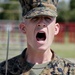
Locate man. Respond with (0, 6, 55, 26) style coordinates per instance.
(0, 0, 75, 75)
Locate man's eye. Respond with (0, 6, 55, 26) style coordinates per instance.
(45, 17, 52, 21)
(31, 17, 39, 22)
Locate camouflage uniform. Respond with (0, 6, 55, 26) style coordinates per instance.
(0, 0, 75, 75)
(0, 48, 75, 75)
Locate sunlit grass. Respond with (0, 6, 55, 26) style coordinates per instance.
(51, 43, 75, 58)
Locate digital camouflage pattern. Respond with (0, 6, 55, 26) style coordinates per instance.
(0, 48, 75, 75)
(19, 0, 59, 18)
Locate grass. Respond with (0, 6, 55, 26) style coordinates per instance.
(51, 43, 75, 58)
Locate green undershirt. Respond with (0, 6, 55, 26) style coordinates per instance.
(28, 62, 49, 75)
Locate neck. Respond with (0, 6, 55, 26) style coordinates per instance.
(26, 47, 52, 64)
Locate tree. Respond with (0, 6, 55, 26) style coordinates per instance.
(70, 0, 75, 10)
(0, 0, 20, 20)
(69, 9, 75, 22)
(69, 0, 75, 22)
(57, 0, 70, 22)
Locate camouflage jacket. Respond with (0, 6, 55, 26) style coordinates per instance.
(0, 49, 75, 75)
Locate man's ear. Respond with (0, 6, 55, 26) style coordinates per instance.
(54, 23, 60, 35)
(19, 22, 26, 34)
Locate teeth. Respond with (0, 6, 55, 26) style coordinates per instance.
(39, 32, 44, 33)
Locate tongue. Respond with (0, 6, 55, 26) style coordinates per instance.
(36, 33, 46, 41)
(37, 37, 45, 41)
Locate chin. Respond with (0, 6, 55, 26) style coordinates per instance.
(36, 46, 48, 52)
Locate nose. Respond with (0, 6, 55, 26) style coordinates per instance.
(37, 21, 46, 27)
(37, 24, 46, 27)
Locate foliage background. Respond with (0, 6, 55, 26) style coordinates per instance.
(0, 0, 75, 22)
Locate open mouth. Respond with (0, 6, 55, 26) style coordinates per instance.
(36, 32, 46, 41)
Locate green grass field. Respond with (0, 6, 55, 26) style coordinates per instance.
(51, 43, 75, 58)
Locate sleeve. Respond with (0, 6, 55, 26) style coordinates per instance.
(0, 55, 24, 75)
(68, 63, 75, 75)
(0, 55, 22, 75)
(0, 61, 8, 75)
(0, 61, 17, 75)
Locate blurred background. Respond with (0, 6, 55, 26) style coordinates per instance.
(0, 0, 75, 63)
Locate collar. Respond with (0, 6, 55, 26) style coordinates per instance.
(8, 48, 64, 74)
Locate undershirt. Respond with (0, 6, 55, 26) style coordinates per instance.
(28, 61, 50, 75)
